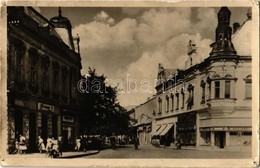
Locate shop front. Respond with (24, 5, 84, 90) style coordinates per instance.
(176, 112, 196, 146)
(152, 117, 177, 146)
(200, 127, 252, 149)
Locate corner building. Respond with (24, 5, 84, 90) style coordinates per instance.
(7, 7, 82, 152)
(153, 7, 252, 149)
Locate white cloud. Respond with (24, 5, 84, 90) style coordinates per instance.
(73, 7, 217, 107)
(94, 11, 115, 26)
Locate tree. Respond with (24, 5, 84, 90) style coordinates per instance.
(79, 68, 130, 136)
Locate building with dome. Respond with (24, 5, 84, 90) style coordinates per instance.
(7, 7, 82, 152)
(132, 7, 252, 149)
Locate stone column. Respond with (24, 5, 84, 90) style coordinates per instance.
(225, 131, 230, 147)
(210, 131, 215, 148)
(196, 112, 200, 147)
(173, 123, 177, 140)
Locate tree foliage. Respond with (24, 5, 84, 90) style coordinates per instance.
(79, 68, 130, 135)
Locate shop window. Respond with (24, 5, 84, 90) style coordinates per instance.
(244, 75, 252, 99)
(166, 95, 169, 112)
(242, 132, 252, 136)
(225, 81, 231, 98)
(230, 132, 238, 135)
(215, 81, 220, 98)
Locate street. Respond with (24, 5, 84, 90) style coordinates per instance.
(84, 145, 251, 159)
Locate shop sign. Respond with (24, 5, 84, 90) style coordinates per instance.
(37, 103, 54, 112)
(62, 115, 74, 122)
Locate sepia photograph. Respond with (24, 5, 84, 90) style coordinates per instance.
(0, 1, 259, 167)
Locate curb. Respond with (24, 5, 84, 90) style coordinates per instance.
(59, 150, 100, 159)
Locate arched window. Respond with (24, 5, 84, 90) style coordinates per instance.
(244, 75, 252, 99)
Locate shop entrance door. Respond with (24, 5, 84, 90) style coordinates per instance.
(41, 113, 48, 142)
(29, 112, 36, 152)
(215, 131, 225, 148)
(15, 110, 23, 139)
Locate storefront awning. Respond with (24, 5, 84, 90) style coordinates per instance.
(159, 123, 173, 136)
(152, 124, 167, 136)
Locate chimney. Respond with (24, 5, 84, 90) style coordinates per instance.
(247, 9, 252, 20)
(233, 22, 240, 34)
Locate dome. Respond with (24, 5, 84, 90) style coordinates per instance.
(50, 7, 72, 29)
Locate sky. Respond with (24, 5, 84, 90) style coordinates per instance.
(39, 7, 250, 107)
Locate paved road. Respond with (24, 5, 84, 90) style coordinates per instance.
(84, 145, 251, 159)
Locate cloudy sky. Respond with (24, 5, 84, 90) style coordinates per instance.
(39, 7, 250, 107)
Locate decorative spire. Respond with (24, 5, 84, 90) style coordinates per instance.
(58, 7, 62, 17)
(210, 7, 236, 57)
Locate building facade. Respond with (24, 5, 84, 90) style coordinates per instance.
(134, 7, 252, 149)
(7, 7, 82, 152)
(131, 96, 157, 146)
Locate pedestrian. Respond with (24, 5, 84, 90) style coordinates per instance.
(75, 136, 81, 151)
(13, 139, 19, 154)
(82, 135, 87, 152)
(58, 135, 63, 157)
(19, 134, 27, 154)
(38, 136, 45, 153)
(134, 136, 139, 150)
(45, 137, 53, 157)
(110, 133, 116, 150)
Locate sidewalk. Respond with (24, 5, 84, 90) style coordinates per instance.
(141, 144, 251, 152)
(6, 150, 99, 159)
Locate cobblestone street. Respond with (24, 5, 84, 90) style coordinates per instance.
(84, 145, 251, 159)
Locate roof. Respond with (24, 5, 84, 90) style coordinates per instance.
(232, 19, 251, 56)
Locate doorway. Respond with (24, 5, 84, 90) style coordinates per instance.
(41, 113, 48, 142)
(215, 131, 225, 148)
(15, 110, 23, 139)
(29, 112, 36, 152)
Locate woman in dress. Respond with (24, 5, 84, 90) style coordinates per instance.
(19, 135, 27, 154)
(38, 136, 45, 153)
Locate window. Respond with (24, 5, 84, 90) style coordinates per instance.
(181, 89, 185, 109)
(42, 68, 49, 91)
(16, 53, 23, 83)
(158, 97, 162, 114)
(201, 81, 206, 103)
(215, 81, 220, 98)
(187, 84, 194, 110)
(62, 67, 68, 97)
(166, 95, 169, 112)
(207, 77, 211, 100)
(52, 63, 59, 95)
(225, 81, 231, 98)
(176, 93, 179, 110)
(170, 93, 174, 111)
(244, 75, 252, 99)
(29, 48, 39, 88)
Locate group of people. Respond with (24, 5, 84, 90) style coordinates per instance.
(13, 135, 63, 157)
(74, 134, 102, 152)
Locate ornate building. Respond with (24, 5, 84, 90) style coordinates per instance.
(7, 7, 82, 152)
(134, 7, 252, 149)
